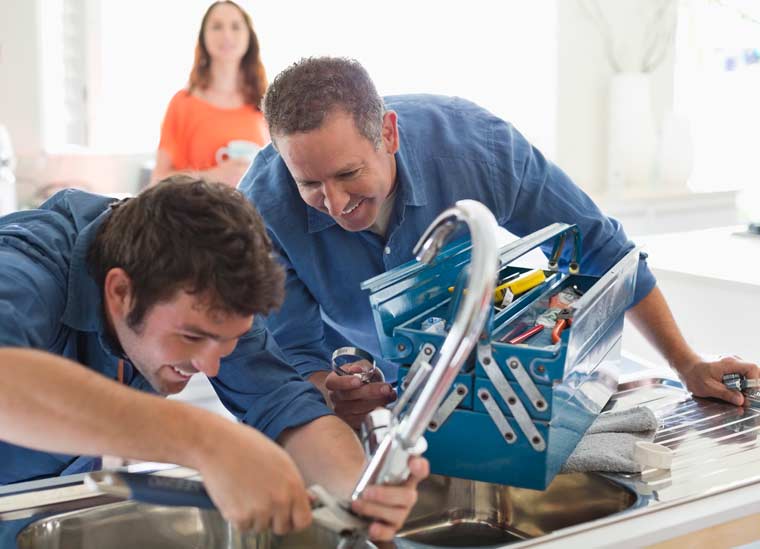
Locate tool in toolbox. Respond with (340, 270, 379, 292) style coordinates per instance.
(361, 207, 641, 489)
(497, 321, 529, 343)
(505, 323, 544, 345)
(551, 308, 573, 344)
(493, 268, 546, 307)
(449, 267, 546, 309)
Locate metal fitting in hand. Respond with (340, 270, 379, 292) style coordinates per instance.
(331, 346, 383, 384)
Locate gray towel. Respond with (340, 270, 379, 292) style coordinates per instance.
(561, 406, 659, 473)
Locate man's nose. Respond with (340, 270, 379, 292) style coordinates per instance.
(322, 181, 350, 217)
(193, 348, 222, 378)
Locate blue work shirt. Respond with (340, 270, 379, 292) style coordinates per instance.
(0, 190, 331, 485)
(239, 94, 656, 382)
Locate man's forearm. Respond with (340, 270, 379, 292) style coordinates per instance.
(278, 414, 365, 498)
(0, 347, 225, 470)
(626, 286, 701, 372)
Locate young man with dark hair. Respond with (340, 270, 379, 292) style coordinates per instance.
(0, 176, 426, 541)
(240, 56, 758, 429)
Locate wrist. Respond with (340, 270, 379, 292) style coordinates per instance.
(170, 403, 229, 471)
(668, 349, 703, 375)
(668, 350, 702, 387)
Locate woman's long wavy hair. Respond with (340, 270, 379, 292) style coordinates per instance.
(188, 1, 267, 109)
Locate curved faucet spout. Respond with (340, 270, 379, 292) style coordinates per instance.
(414, 219, 457, 264)
(352, 199, 499, 500)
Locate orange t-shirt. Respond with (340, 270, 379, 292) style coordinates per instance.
(157, 90, 270, 171)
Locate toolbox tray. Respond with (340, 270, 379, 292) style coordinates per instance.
(361, 223, 639, 489)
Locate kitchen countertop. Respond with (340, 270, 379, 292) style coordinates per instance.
(635, 225, 760, 287)
(3, 356, 760, 548)
(520, 359, 760, 548)
(623, 225, 760, 367)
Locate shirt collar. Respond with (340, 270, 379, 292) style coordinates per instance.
(306, 118, 427, 234)
(306, 204, 335, 234)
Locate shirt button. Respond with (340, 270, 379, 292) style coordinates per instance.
(384, 246, 391, 255)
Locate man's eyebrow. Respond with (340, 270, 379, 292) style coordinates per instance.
(293, 161, 363, 185)
(334, 162, 361, 175)
(179, 325, 250, 341)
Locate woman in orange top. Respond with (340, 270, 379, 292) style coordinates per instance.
(151, 1, 269, 187)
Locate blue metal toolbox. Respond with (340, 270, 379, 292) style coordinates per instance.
(361, 223, 639, 489)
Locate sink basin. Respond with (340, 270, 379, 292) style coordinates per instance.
(400, 472, 636, 547)
(16, 473, 636, 548)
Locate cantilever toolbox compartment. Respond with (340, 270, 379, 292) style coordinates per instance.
(361, 223, 639, 489)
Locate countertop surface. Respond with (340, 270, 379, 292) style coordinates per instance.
(515, 359, 760, 548)
(636, 225, 760, 287)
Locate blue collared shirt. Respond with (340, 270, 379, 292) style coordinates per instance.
(239, 94, 656, 382)
(0, 190, 331, 485)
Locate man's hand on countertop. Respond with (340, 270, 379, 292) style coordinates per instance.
(677, 355, 760, 406)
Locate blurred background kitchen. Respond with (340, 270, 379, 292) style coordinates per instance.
(1, 0, 758, 402)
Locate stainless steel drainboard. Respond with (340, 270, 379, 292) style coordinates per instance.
(16, 472, 636, 549)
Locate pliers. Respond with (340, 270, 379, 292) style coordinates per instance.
(551, 308, 573, 344)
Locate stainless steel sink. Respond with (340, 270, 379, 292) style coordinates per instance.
(15, 472, 636, 549)
(17, 502, 336, 548)
(400, 473, 635, 546)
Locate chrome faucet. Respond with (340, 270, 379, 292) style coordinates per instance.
(352, 199, 499, 501)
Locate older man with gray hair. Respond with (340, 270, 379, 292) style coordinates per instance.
(239, 56, 758, 430)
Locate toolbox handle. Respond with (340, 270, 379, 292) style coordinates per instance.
(496, 223, 581, 274)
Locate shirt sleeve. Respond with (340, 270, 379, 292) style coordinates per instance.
(256, 234, 334, 379)
(0, 220, 70, 349)
(209, 315, 333, 442)
(487, 118, 656, 306)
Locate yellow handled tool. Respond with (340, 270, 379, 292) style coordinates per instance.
(493, 269, 546, 304)
(449, 269, 546, 305)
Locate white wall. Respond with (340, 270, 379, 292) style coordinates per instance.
(0, 0, 43, 157)
(251, 1, 558, 159)
(624, 267, 760, 367)
(556, 1, 676, 195)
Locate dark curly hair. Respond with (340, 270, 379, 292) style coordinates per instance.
(88, 175, 284, 329)
(263, 56, 385, 148)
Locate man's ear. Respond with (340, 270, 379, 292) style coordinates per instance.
(103, 268, 134, 320)
(381, 110, 399, 155)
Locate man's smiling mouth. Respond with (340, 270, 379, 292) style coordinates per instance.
(341, 198, 366, 216)
(170, 366, 194, 379)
